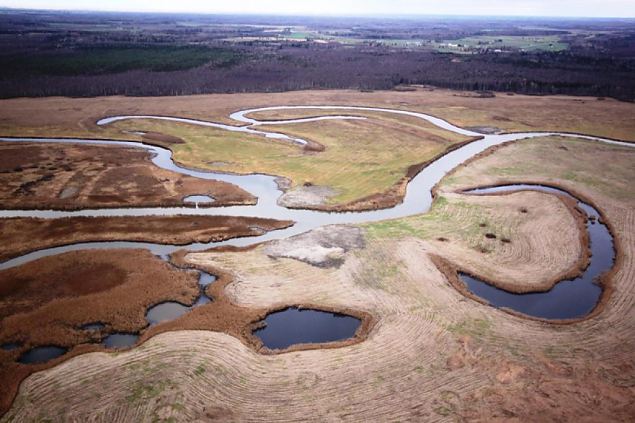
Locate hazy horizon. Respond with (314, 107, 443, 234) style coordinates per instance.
(2, 0, 635, 19)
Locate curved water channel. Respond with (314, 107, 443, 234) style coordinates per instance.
(461, 184, 611, 320)
(1, 106, 634, 358)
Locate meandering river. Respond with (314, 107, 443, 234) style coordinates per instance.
(1, 106, 633, 320)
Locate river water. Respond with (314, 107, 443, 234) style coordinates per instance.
(1, 106, 633, 334)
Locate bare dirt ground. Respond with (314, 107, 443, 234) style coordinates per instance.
(264, 225, 365, 268)
(0, 215, 293, 262)
(0, 142, 254, 210)
(5, 131, 633, 421)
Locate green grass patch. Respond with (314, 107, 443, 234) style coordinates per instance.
(127, 380, 171, 404)
(110, 114, 467, 206)
(194, 364, 206, 376)
(447, 318, 492, 337)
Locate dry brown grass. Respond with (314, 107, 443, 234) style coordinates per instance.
(2, 92, 635, 421)
(1, 88, 633, 141)
(0, 249, 201, 415)
(0, 215, 293, 262)
(5, 130, 633, 422)
(0, 248, 374, 418)
(0, 142, 254, 210)
(366, 190, 586, 293)
(0, 185, 614, 421)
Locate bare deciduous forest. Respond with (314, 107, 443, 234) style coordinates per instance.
(0, 10, 634, 99)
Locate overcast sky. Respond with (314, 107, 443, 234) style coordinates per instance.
(2, 0, 634, 18)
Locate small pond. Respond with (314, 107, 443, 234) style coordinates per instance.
(18, 346, 67, 364)
(102, 333, 139, 349)
(254, 307, 361, 350)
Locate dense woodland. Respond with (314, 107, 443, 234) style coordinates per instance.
(0, 10, 634, 100)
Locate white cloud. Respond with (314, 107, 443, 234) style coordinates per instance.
(1, 0, 634, 17)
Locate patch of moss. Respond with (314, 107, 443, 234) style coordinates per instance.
(448, 318, 492, 337)
(194, 364, 206, 376)
(127, 380, 170, 404)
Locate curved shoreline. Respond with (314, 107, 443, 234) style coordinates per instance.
(0, 105, 633, 415)
(459, 183, 592, 294)
(0, 215, 294, 263)
(457, 184, 609, 320)
(436, 183, 621, 325)
(1, 106, 632, 288)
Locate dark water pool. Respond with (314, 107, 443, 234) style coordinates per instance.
(102, 333, 139, 349)
(145, 271, 215, 325)
(18, 346, 67, 364)
(1, 343, 22, 351)
(461, 184, 612, 320)
(146, 301, 190, 325)
(254, 307, 361, 350)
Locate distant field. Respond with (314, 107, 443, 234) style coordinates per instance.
(2, 46, 241, 77)
(434, 35, 568, 53)
(269, 30, 568, 53)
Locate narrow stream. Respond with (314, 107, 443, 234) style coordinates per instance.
(2, 106, 634, 361)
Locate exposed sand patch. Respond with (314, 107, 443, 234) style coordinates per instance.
(264, 225, 365, 268)
(277, 184, 337, 208)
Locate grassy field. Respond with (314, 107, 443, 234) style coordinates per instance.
(256, 30, 567, 53)
(439, 135, 635, 203)
(3, 93, 635, 420)
(110, 112, 469, 205)
(0, 87, 633, 208)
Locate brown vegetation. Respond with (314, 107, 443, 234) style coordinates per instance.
(0, 141, 255, 210)
(0, 94, 634, 421)
(0, 89, 634, 142)
(6, 135, 629, 421)
(0, 247, 374, 417)
(0, 215, 293, 262)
